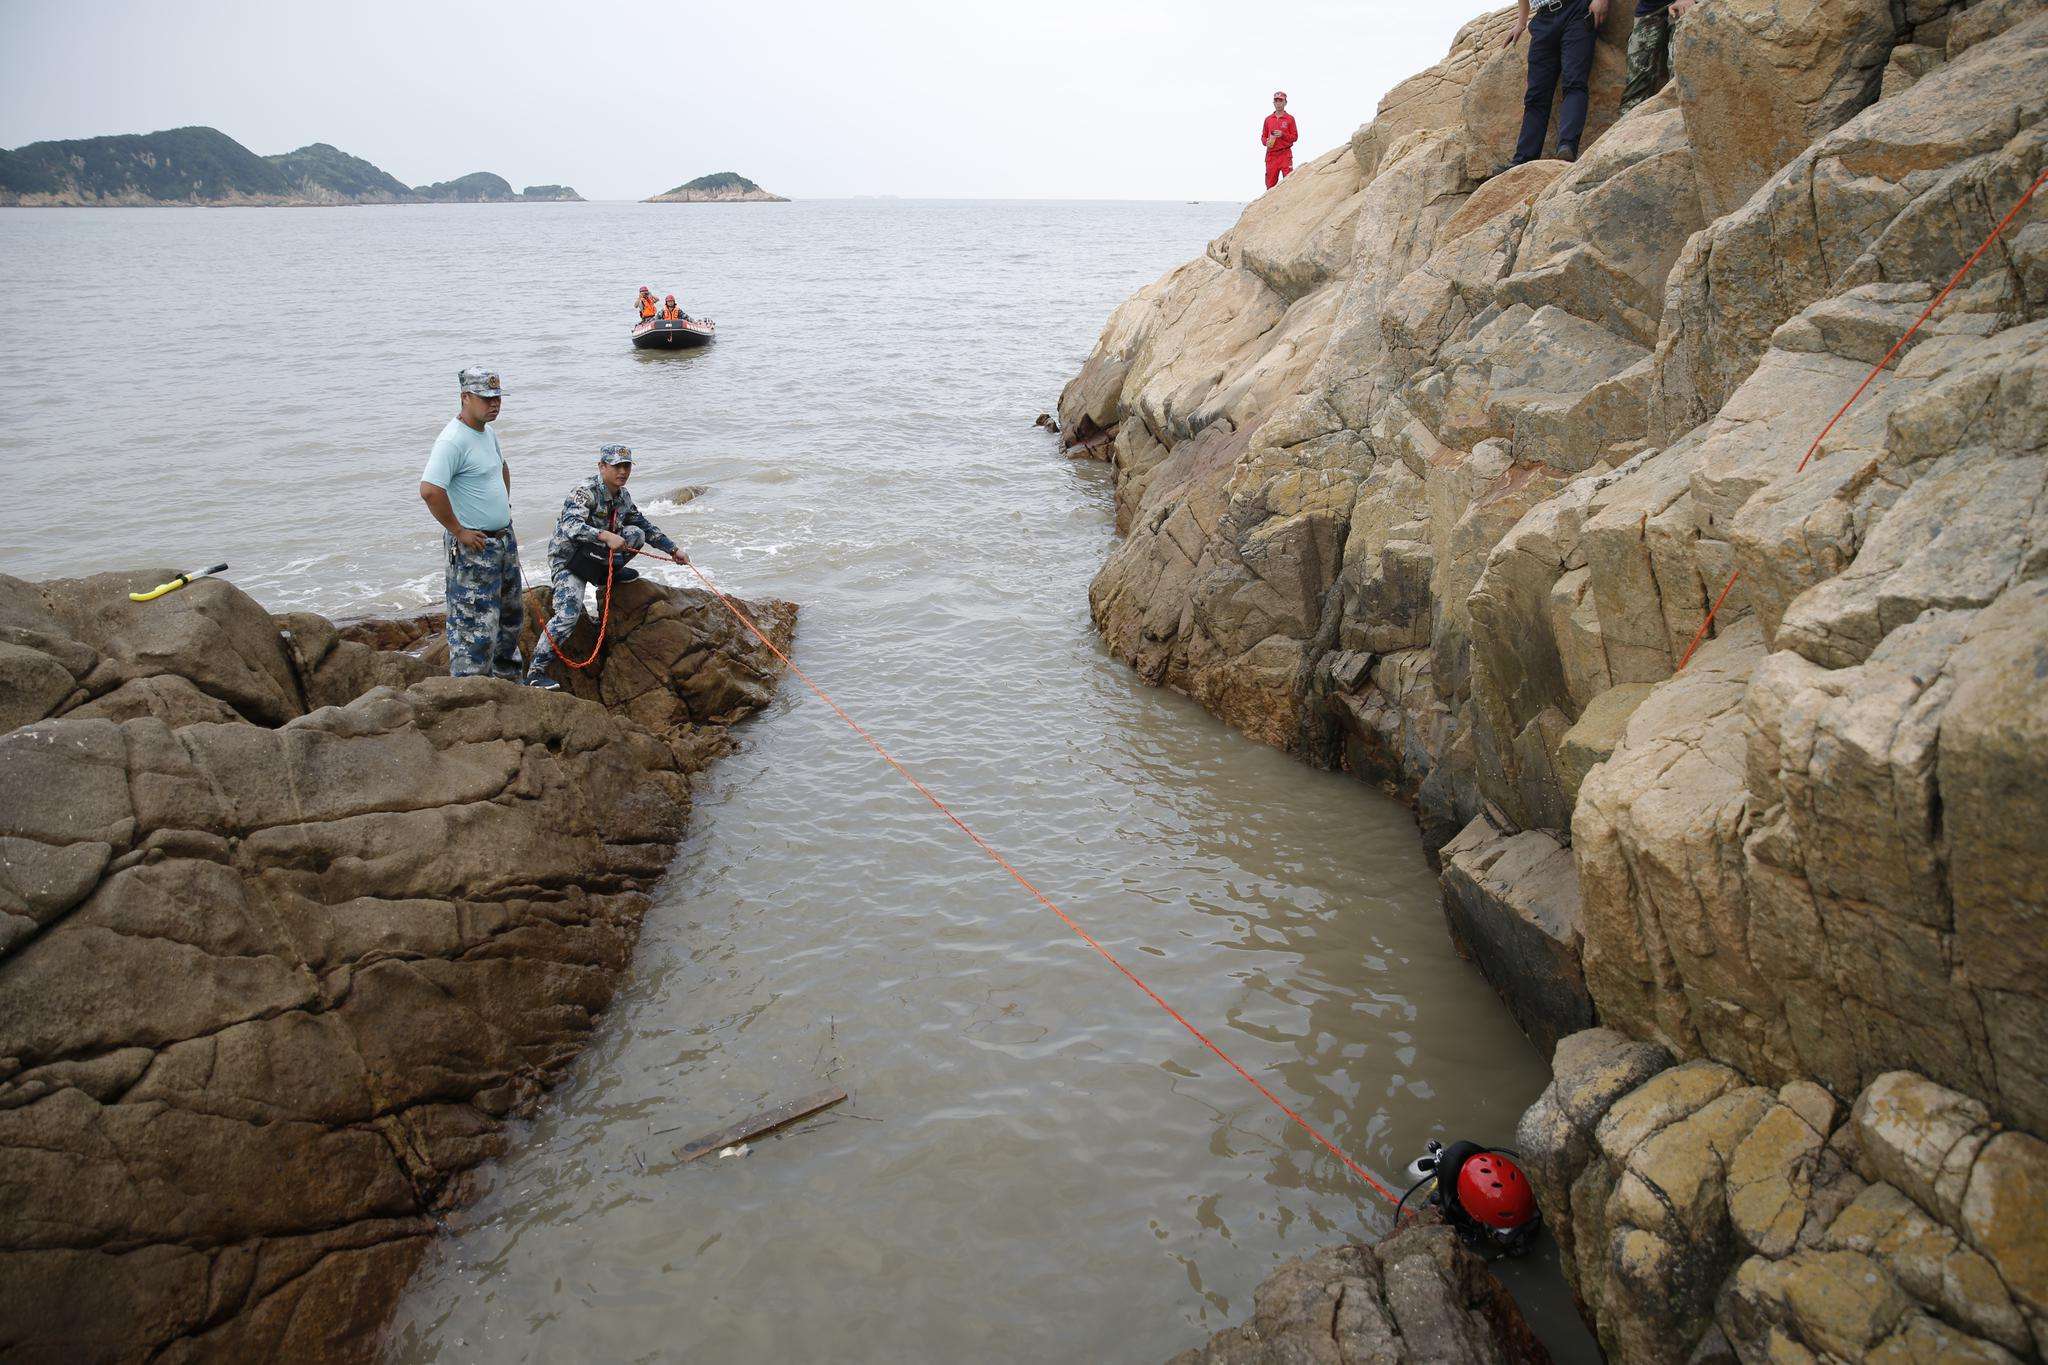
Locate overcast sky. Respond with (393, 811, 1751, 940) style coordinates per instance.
(0, 0, 1479, 201)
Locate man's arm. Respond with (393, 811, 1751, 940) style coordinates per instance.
(1507, 0, 1530, 43)
(420, 483, 487, 551)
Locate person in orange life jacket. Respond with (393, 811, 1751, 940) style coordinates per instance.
(1262, 92, 1298, 190)
(636, 286, 658, 321)
(1505, 0, 1609, 167)
(660, 294, 682, 321)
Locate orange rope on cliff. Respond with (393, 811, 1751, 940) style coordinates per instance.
(631, 546, 1404, 1207)
(1673, 163, 2048, 673)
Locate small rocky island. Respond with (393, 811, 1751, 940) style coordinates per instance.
(644, 171, 789, 203)
(0, 126, 581, 206)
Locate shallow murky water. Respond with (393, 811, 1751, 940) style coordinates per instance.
(0, 201, 1589, 1361)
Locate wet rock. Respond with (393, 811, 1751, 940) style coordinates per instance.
(1439, 819, 1593, 1054)
(0, 570, 793, 1359)
(1166, 1225, 1551, 1364)
(1522, 1056, 2048, 1364)
(1516, 1027, 1673, 1268)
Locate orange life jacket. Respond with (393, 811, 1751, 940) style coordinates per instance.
(661, 302, 681, 320)
(638, 296, 657, 319)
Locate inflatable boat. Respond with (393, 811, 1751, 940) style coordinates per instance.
(631, 317, 716, 350)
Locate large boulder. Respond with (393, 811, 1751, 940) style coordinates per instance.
(1439, 818, 1594, 1054)
(1166, 1225, 1551, 1364)
(0, 572, 793, 1360)
(1522, 1056, 2040, 1363)
(1672, 0, 1900, 220)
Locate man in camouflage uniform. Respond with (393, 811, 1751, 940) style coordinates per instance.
(524, 444, 687, 689)
(1619, 0, 1697, 118)
(419, 366, 525, 680)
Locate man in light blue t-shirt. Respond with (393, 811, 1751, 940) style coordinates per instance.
(419, 366, 525, 679)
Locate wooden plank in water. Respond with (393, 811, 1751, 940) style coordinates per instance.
(674, 1087, 849, 1164)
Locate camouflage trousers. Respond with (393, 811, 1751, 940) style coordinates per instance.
(443, 529, 525, 679)
(527, 563, 594, 678)
(1618, 8, 1674, 119)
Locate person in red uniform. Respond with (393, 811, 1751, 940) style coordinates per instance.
(1262, 91, 1299, 190)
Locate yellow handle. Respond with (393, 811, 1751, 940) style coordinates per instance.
(129, 563, 228, 603)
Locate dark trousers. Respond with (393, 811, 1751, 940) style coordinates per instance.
(1513, 0, 1596, 164)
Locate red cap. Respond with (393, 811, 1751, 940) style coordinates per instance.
(1273, 91, 1287, 100)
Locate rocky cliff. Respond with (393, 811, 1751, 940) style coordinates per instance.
(1061, 1, 2048, 1359)
(0, 570, 792, 1359)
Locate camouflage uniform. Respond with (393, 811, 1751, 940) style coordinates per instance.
(1619, 5, 1676, 119)
(527, 469, 681, 679)
(443, 529, 526, 679)
(429, 364, 525, 680)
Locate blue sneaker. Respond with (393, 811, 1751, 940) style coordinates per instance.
(524, 673, 562, 691)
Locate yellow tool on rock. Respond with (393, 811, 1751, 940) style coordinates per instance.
(129, 563, 229, 603)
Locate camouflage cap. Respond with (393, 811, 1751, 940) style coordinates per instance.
(598, 444, 634, 466)
(458, 366, 505, 398)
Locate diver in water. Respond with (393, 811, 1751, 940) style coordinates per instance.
(1401, 1139, 1542, 1254)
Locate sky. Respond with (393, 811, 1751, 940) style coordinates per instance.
(0, 0, 1478, 201)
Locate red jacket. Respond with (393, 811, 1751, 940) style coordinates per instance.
(1262, 112, 1298, 153)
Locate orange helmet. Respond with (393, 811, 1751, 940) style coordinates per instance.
(664, 294, 676, 303)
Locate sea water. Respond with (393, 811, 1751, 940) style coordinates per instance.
(0, 200, 1591, 1362)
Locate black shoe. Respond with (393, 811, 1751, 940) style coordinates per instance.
(1555, 143, 1579, 162)
(524, 673, 562, 691)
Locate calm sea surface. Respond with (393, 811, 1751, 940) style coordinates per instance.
(0, 201, 1587, 1362)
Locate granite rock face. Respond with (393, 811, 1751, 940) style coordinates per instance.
(1067, 3, 2048, 1359)
(1167, 1225, 1552, 1365)
(0, 570, 793, 1360)
(1519, 1040, 2048, 1363)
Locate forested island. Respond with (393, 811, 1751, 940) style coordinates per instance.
(644, 171, 789, 203)
(0, 126, 583, 206)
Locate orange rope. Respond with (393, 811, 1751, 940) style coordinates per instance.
(1674, 163, 2048, 673)
(632, 546, 1403, 1207)
(541, 545, 617, 671)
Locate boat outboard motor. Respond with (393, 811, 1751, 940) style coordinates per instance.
(1401, 1138, 1541, 1255)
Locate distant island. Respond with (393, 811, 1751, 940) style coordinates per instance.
(645, 171, 789, 204)
(0, 126, 582, 206)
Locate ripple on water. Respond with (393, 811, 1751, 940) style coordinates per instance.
(0, 201, 1590, 1364)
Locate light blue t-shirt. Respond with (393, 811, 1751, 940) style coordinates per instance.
(421, 417, 512, 531)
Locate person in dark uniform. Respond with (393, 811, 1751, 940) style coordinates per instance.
(1505, 0, 1609, 167)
